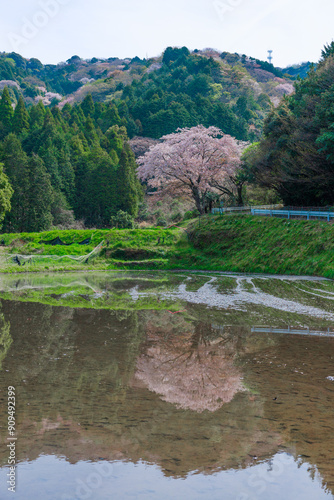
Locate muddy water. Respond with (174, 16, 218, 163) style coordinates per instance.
(0, 272, 334, 499)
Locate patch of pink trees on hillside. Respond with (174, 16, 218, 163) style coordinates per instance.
(137, 125, 245, 213)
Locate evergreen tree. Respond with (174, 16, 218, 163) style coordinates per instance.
(81, 94, 95, 117)
(84, 116, 99, 145)
(0, 87, 14, 138)
(94, 102, 106, 121)
(12, 96, 29, 135)
(69, 107, 82, 127)
(57, 147, 75, 204)
(252, 44, 334, 205)
(74, 147, 118, 226)
(51, 106, 63, 124)
(321, 41, 334, 61)
(73, 154, 90, 221)
(27, 154, 53, 231)
(99, 103, 122, 132)
(75, 106, 86, 123)
(115, 144, 141, 217)
(2, 134, 30, 232)
(61, 103, 72, 122)
(29, 100, 45, 130)
(105, 125, 127, 157)
(0, 162, 13, 228)
(38, 143, 62, 191)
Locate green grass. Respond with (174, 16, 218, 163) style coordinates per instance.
(0, 288, 182, 312)
(1, 215, 334, 278)
(0, 227, 182, 273)
(1, 227, 180, 252)
(172, 215, 334, 278)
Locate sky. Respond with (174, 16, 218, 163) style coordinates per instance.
(0, 0, 333, 67)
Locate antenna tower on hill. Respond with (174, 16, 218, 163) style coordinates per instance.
(268, 50, 273, 65)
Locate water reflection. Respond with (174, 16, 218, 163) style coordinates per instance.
(135, 322, 245, 412)
(0, 273, 333, 499)
(0, 313, 11, 371)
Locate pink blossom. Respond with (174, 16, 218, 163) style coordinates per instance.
(137, 125, 243, 213)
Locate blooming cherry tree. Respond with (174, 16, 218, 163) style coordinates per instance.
(137, 125, 243, 213)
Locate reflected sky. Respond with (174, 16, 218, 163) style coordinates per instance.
(0, 453, 332, 500)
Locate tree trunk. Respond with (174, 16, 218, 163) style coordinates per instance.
(192, 186, 205, 214)
(236, 184, 244, 207)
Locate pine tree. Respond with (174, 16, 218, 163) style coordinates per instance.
(27, 154, 53, 231)
(38, 142, 62, 191)
(321, 41, 334, 61)
(2, 134, 30, 232)
(43, 108, 56, 136)
(76, 106, 86, 124)
(115, 144, 141, 217)
(61, 103, 72, 122)
(0, 87, 14, 138)
(74, 147, 118, 226)
(84, 116, 99, 146)
(73, 154, 90, 221)
(105, 125, 127, 157)
(69, 107, 82, 127)
(99, 103, 121, 132)
(51, 106, 63, 124)
(81, 94, 95, 117)
(12, 96, 29, 135)
(0, 163, 13, 228)
(57, 148, 75, 204)
(29, 100, 45, 130)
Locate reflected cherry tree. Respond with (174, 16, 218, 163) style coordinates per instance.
(135, 322, 245, 412)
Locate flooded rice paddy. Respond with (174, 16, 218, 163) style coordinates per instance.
(0, 271, 333, 499)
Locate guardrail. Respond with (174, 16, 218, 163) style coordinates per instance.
(251, 327, 334, 338)
(251, 209, 334, 221)
(212, 324, 334, 338)
(212, 204, 283, 214)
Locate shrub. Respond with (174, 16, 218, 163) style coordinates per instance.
(183, 210, 199, 221)
(156, 216, 167, 227)
(110, 210, 135, 229)
(171, 212, 183, 222)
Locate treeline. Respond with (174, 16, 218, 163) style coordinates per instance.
(0, 90, 142, 231)
(120, 47, 272, 140)
(247, 42, 334, 206)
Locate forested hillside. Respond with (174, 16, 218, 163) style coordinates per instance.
(0, 89, 142, 231)
(282, 61, 315, 80)
(248, 42, 334, 206)
(0, 46, 299, 232)
(0, 47, 294, 141)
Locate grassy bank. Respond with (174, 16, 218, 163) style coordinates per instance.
(177, 215, 334, 278)
(0, 227, 182, 273)
(1, 215, 334, 278)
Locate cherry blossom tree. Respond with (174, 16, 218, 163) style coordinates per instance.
(137, 125, 244, 213)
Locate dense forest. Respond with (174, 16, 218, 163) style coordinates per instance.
(117, 47, 272, 141)
(248, 42, 334, 206)
(0, 91, 142, 231)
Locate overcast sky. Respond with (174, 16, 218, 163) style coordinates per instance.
(0, 0, 333, 67)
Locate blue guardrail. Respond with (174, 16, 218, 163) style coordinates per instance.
(251, 209, 334, 221)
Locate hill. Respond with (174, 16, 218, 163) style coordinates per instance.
(281, 61, 315, 79)
(0, 48, 295, 141)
